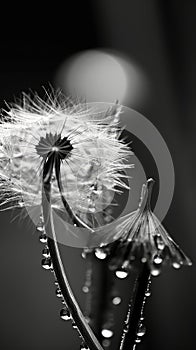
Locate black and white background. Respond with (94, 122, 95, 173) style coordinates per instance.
(0, 1, 195, 349)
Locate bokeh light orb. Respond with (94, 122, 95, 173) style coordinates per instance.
(55, 49, 147, 105)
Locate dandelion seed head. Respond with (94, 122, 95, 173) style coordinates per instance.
(93, 179, 192, 272)
(0, 90, 133, 225)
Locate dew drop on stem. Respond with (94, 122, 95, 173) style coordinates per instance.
(39, 234, 47, 244)
(56, 288, 63, 298)
(150, 267, 160, 276)
(82, 286, 89, 293)
(36, 222, 45, 232)
(72, 322, 78, 329)
(80, 342, 89, 350)
(101, 329, 114, 338)
(154, 234, 165, 251)
(41, 258, 52, 270)
(60, 307, 71, 321)
(112, 296, 121, 305)
(137, 324, 146, 337)
(172, 262, 181, 269)
(153, 254, 163, 264)
(145, 289, 151, 297)
(135, 337, 141, 343)
(115, 269, 128, 279)
(95, 248, 107, 260)
(42, 247, 50, 258)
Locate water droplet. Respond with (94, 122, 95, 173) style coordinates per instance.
(172, 262, 181, 269)
(102, 339, 111, 347)
(36, 222, 45, 232)
(80, 343, 89, 350)
(155, 235, 165, 250)
(72, 322, 77, 329)
(42, 258, 52, 270)
(137, 324, 146, 337)
(81, 251, 86, 259)
(54, 281, 59, 286)
(141, 257, 147, 263)
(42, 247, 50, 258)
(145, 290, 151, 297)
(39, 234, 47, 244)
(112, 296, 121, 305)
(95, 249, 107, 260)
(82, 286, 89, 293)
(153, 255, 163, 264)
(60, 307, 71, 321)
(56, 288, 63, 298)
(135, 337, 141, 343)
(115, 269, 128, 279)
(101, 329, 113, 338)
(151, 267, 160, 277)
(81, 248, 92, 259)
(123, 324, 129, 333)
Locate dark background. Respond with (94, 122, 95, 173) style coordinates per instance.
(0, 1, 195, 349)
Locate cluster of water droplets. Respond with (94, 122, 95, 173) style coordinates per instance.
(119, 301, 131, 349)
(37, 216, 52, 270)
(37, 216, 90, 350)
(81, 245, 124, 349)
(119, 277, 151, 349)
(95, 228, 191, 284)
(94, 244, 130, 280)
(133, 278, 151, 346)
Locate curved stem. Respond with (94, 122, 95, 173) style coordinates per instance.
(55, 157, 93, 231)
(119, 263, 150, 350)
(42, 158, 104, 350)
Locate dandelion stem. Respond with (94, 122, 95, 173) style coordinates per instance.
(55, 157, 93, 230)
(42, 157, 104, 350)
(119, 263, 150, 350)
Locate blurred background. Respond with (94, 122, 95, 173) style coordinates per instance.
(0, 1, 195, 349)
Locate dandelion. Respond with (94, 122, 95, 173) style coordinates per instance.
(0, 90, 133, 350)
(0, 91, 132, 224)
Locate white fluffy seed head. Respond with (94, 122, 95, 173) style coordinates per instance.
(0, 91, 133, 223)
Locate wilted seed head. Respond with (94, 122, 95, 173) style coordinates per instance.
(0, 91, 133, 223)
(94, 179, 192, 275)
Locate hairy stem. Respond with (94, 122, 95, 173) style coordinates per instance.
(120, 263, 150, 350)
(42, 157, 104, 350)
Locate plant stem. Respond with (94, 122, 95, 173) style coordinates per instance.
(42, 158, 104, 350)
(119, 263, 150, 350)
